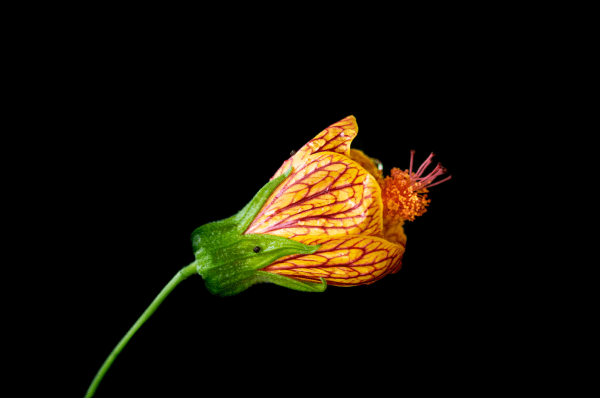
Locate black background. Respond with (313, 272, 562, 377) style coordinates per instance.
(41, 46, 506, 397)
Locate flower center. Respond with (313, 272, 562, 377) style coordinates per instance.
(350, 148, 451, 246)
(380, 150, 451, 223)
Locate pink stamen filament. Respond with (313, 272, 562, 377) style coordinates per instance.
(423, 175, 452, 189)
(414, 152, 435, 179)
(409, 151, 451, 191)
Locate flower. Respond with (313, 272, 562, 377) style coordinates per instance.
(191, 115, 450, 295)
(84, 119, 452, 397)
(244, 116, 450, 287)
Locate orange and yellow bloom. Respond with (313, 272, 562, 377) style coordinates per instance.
(244, 116, 450, 287)
(85, 115, 451, 397)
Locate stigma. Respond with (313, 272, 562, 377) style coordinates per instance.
(380, 150, 451, 223)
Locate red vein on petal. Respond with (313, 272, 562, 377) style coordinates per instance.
(263, 235, 403, 286)
(248, 152, 378, 235)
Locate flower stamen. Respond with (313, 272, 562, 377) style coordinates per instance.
(408, 150, 452, 191)
(380, 150, 451, 226)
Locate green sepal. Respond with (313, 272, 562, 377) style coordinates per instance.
(191, 167, 326, 296)
(230, 166, 294, 233)
(256, 272, 327, 293)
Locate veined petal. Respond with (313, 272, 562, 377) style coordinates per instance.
(272, 116, 358, 179)
(262, 235, 404, 286)
(246, 152, 383, 238)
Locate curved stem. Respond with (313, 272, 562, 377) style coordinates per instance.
(84, 262, 198, 398)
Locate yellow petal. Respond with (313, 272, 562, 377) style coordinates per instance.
(271, 116, 358, 180)
(262, 235, 404, 286)
(349, 148, 383, 180)
(246, 151, 383, 238)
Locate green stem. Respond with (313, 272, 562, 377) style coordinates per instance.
(84, 262, 198, 398)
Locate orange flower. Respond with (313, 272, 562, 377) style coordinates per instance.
(84, 120, 452, 398)
(244, 116, 450, 286)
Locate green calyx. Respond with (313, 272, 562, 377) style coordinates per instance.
(191, 167, 327, 296)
